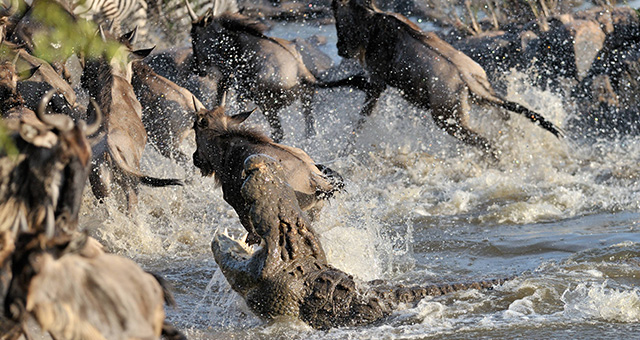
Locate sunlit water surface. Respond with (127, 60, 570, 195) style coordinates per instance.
(78, 20, 640, 340)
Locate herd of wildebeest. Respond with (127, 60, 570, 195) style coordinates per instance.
(0, 0, 638, 337)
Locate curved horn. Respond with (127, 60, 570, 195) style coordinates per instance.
(36, 89, 74, 132)
(99, 25, 107, 42)
(184, 0, 198, 21)
(0, 0, 18, 18)
(84, 98, 102, 136)
(219, 91, 227, 108)
(11, 51, 19, 65)
(192, 95, 200, 111)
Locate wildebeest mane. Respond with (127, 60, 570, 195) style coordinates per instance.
(211, 120, 272, 145)
(200, 10, 268, 36)
(82, 59, 114, 125)
(219, 13, 268, 36)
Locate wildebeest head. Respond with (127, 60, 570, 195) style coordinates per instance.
(192, 94, 257, 177)
(0, 89, 100, 236)
(331, 0, 378, 59)
(185, 0, 266, 76)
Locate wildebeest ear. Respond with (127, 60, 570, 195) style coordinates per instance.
(121, 26, 138, 45)
(230, 108, 256, 124)
(131, 46, 155, 60)
(17, 64, 40, 80)
(19, 123, 58, 148)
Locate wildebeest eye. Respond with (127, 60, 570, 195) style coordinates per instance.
(197, 118, 208, 128)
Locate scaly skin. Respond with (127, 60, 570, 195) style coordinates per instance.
(212, 154, 507, 330)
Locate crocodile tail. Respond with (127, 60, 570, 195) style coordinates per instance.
(374, 277, 510, 303)
(420, 277, 510, 297)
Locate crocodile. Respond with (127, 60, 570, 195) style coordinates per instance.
(212, 154, 507, 329)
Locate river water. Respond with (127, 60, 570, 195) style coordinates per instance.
(78, 19, 640, 340)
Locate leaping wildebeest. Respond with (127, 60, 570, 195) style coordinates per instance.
(192, 98, 344, 245)
(331, 0, 563, 159)
(185, 0, 319, 142)
(81, 29, 183, 212)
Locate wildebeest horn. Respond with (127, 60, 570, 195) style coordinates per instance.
(212, 0, 239, 16)
(184, 0, 198, 21)
(11, 51, 19, 65)
(219, 91, 227, 107)
(0, 0, 18, 18)
(98, 25, 107, 42)
(36, 89, 74, 132)
(85, 98, 102, 136)
(191, 95, 202, 111)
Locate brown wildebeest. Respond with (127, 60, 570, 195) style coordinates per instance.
(185, 0, 318, 142)
(81, 29, 183, 212)
(192, 98, 344, 245)
(4, 232, 186, 340)
(331, 0, 563, 159)
(131, 61, 204, 165)
(0, 88, 100, 338)
(13, 47, 81, 118)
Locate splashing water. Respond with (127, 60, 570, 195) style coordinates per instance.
(76, 21, 640, 339)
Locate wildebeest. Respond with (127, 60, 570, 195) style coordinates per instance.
(185, 0, 318, 142)
(0, 88, 100, 338)
(331, 0, 563, 158)
(192, 99, 344, 245)
(13, 46, 81, 118)
(4, 231, 186, 340)
(131, 61, 204, 165)
(81, 29, 183, 212)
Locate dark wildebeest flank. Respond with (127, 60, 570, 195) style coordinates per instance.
(331, 0, 564, 159)
(192, 99, 344, 245)
(185, 0, 319, 142)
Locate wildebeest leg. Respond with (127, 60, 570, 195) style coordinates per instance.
(340, 84, 385, 157)
(216, 76, 231, 106)
(124, 181, 139, 213)
(431, 95, 498, 161)
(301, 86, 316, 137)
(89, 161, 111, 202)
(355, 84, 385, 131)
(260, 102, 285, 142)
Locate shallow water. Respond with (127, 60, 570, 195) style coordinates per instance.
(78, 20, 640, 339)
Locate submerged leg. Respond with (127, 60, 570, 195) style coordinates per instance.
(432, 95, 498, 161)
(301, 87, 316, 138)
(264, 110, 284, 142)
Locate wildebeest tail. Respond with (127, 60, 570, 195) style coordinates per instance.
(148, 274, 188, 339)
(314, 163, 345, 199)
(314, 74, 372, 93)
(140, 177, 184, 187)
(499, 100, 564, 138)
(107, 147, 184, 187)
(162, 321, 188, 340)
(149, 272, 177, 307)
